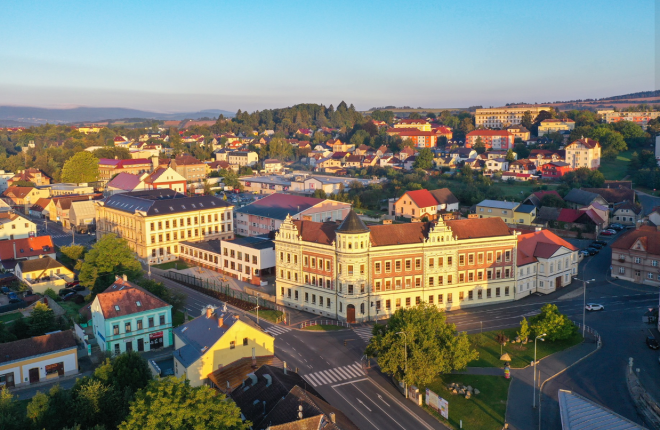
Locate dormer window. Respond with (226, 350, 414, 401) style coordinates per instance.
(136, 301, 142, 307)
(114, 305, 120, 311)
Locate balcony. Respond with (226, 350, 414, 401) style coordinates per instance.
(23, 274, 69, 294)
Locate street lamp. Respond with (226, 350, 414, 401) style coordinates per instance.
(533, 333, 546, 409)
(577, 278, 595, 337)
(396, 331, 408, 398)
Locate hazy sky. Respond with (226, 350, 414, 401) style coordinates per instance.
(0, 0, 654, 113)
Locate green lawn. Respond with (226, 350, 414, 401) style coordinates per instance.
(599, 150, 633, 180)
(423, 374, 510, 430)
(0, 312, 23, 323)
(468, 328, 583, 368)
(250, 309, 283, 323)
(58, 300, 85, 321)
(302, 324, 346, 331)
(152, 260, 190, 270)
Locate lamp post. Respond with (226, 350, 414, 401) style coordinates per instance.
(396, 331, 408, 398)
(533, 333, 546, 408)
(577, 278, 595, 337)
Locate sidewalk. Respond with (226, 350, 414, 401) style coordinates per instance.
(505, 340, 599, 430)
(11, 370, 93, 400)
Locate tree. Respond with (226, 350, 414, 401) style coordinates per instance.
(30, 302, 57, 336)
(514, 142, 530, 159)
(517, 317, 530, 343)
(108, 351, 152, 394)
(79, 234, 142, 294)
(61, 151, 99, 183)
(529, 304, 576, 341)
(137, 279, 185, 313)
(266, 137, 294, 161)
(59, 244, 86, 270)
(27, 391, 50, 428)
(521, 111, 533, 130)
(505, 149, 516, 162)
(408, 112, 422, 119)
(371, 110, 394, 124)
(119, 377, 249, 430)
(365, 303, 478, 387)
(93, 147, 131, 160)
(0, 389, 30, 430)
(413, 148, 434, 170)
(473, 137, 486, 154)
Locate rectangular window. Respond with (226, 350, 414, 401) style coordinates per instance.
(468, 272, 474, 282)
(148, 317, 154, 328)
(459, 273, 464, 282)
(415, 296, 421, 305)
(438, 257, 443, 267)
(160, 315, 165, 325)
(447, 293, 453, 302)
(429, 295, 434, 304)
(428, 277, 434, 286)
(385, 261, 391, 273)
(468, 291, 473, 300)
(505, 250, 511, 262)
(405, 259, 411, 270)
(496, 251, 502, 263)
(505, 287, 510, 296)
(137, 320, 143, 330)
(386, 299, 391, 309)
(447, 274, 453, 284)
(396, 298, 401, 309)
(348, 265, 354, 275)
(487, 252, 493, 263)
(395, 260, 401, 272)
(447, 256, 453, 266)
(487, 289, 491, 298)
(438, 294, 443, 303)
(230, 341, 235, 349)
(429, 258, 434, 268)
(375, 281, 381, 292)
(459, 254, 465, 265)
(113, 325, 119, 335)
(360, 264, 365, 275)
(477, 271, 483, 281)
(125, 322, 131, 333)
(478, 253, 484, 264)
(478, 289, 482, 299)
(496, 287, 501, 297)
(468, 254, 474, 265)
(415, 258, 421, 270)
(459, 291, 464, 301)
(243, 337, 249, 346)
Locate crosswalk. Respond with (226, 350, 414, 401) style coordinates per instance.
(353, 326, 374, 344)
(263, 324, 291, 337)
(50, 234, 74, 239)
(303, 362, 365, 387)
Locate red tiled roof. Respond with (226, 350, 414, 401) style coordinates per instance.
(567, 138, 600, 149)
(533, 190, 562, 200)
(612, 226, 660, 256)
(557, 208, 581, 222)
(174, 154, 204, 165)
(404, 189, 438, 208)
(517, 229, 578, 266)
(369, 223, 430, 246)
(3, 186, 35, 199)
(96, 278, 170, 319)
(0, 236, 54, 260)
(292, 221, 338, 245)
(446, 217, 512, 239)
(398, 119, 429, 124)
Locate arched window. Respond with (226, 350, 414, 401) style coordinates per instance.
(348, 243, 352, 249)
(360, 241, 364, 249)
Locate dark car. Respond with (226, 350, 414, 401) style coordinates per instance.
(8, 298, 22, 304)
(8, 292, 18, 301)
(66, 281, 80, 288)
(609, 223, 624, 230)
(59, 288, 75, 297)
(71, 285, 86, 292)
(62, 292, 78, 301)
(593, 240, 607, 246)
(587, 247, 599, 255)
(589, 243, 603, 249)
(1, 286, 10, 295)
(647, 336, 659, 350)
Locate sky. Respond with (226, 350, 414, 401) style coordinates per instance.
(0, 0, 655, 113)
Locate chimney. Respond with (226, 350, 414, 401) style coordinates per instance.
(217, 317, 224, 327)
(122, 274, 127, 281)
(329, 412, 336, 423)
(206, 306, 213, 319)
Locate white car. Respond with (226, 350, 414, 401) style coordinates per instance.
(585, 303, 604, 311)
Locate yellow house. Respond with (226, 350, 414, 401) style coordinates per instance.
(16, 256, 75, 294)
(0, 330, 78, 388)
(476, 200, 538, 226)
(77, 126, 104, 134)
(173, 304, 275, 387)
(565, 137, 601, 170)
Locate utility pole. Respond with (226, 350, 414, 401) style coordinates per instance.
(578, 278, 595, 337)
(533, 333, 546, 408)
(397, 331, 408, 398)
(72, 227, 75, 245)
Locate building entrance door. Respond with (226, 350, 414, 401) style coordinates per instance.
(555, 276, 562, 290)
(29, 368, 39, 384)
(347, 304, 356, 324)
(137, 338, 144, 352)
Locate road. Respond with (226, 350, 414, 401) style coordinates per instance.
(157, 226, 660, 429)
(32, 217, 96, 248)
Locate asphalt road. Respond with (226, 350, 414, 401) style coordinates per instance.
(32, 217, 96, 248)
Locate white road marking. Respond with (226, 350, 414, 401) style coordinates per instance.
(378, 394, 390, 407)
(357, 398, 372, 412)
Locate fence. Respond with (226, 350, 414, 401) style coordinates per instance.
(573, 320, 601, 345)
(299, 319, 349, 329)
(162, 271, 284, 314)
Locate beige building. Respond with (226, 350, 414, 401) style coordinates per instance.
(598, 110, 660, 125)
(475, 200, 538, 226)
(611, 226, 660, 286)
(506, 125, 531, 141)
(565, 138, 601, 169)
(275, 211, 519, 322)
(95, 189, 234, 264)
(538, 119, 576, 135)
(0, 212, 37, 240)
(227, 151, 259, 168)
(393, 119, 432, 132)
(170, 154, 207, 182)
(475, 106, 550, 129)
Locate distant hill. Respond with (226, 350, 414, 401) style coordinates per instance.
(506, 90, 660, 111)
(0, 106, 235, 125)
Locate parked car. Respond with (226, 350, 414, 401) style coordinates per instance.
(62, 292, 78, 301)
(593, 240, 607, 246)
(8, 292, 18, 301)
(585, 303, 604, 311)
(600, 230, 615, 236)
(609, 224, 624, 230)
(8, 298, 22, 304)
(587, 247, 599, 255)
(647, 336, 660, 350)
(71, 285, 85, 292)
(1, 286, 10, 295)
(589, 243, 603, 249)
(65, 281, 80, 288)
(579, 250, 590, 257)
(59, 288, 75, 297)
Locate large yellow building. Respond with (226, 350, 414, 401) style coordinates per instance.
(475, 106, 550, 128)
(538, 119, 575, 135)
(275, 211, 519, 323)
(95, 189, 234, 264)
(393, 119, 432, 132)
(565, 138, 601, 169)
(173, 304, 274, 387)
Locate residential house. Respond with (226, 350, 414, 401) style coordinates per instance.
(173, 304, 275, 387)
(563, 189, 608, 210)
(45, 183, 94, 197)
(465, 130, 515, 150)
(611, 226, 660, 286)
(483, 158, 509, 176)
(235, 193, 350, 237)
(95, 189, 234, 263)
(344, 155, 363, 168)
(475, 200, 537, 225)
(538, 119, 576, 136)
(16, 256, 74, 294)
(529, 150, 565, 166)
(69, 200, 96, 233)
(143, 167, 187, 194)
(52, 194, 103, 228)
(2, 186, 50, 211)
(361, 155, 379, 168)
(556, 208, 605, 233)
(0, 212, 37, 240)
(91, 276, 173, 355)
(0, 331, 78, 388)
(523, 191, 563, 209)
(354, 144, 375, 156)
(565, 138, 601, 170)
(98, 158, 155, 183)
(227, 151, 259, 169)
(263, 159, 284, 173)
(8, 168, 52, 187)
(509, 160, 537, 175)
(434, 156, 458, 170)
(450, 148, 477, 162)
(386, 128, 438, 148)
(398, 147, 417, 160)
(327, 139, 354, 153)
(501, 172, 533, 182)
(170, 154, 207, 182)
(179, 236, 275, 284)
(229, 365, 359, 430)
(0, 236, 55, 271)
(516, 229, 579, 297)
(433, 126, 453, 140)
(390, 189, 444, 221)
(430, 188, 460, 212)
(0, 170, 15, 193)
(582, 187, 635, 209)
(29, 198, 53, 218)
(506, 125, 531, 141)
(541, 161, 572, 179)
(612, 202, 642, 226)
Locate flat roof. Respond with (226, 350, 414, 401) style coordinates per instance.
(477, 199, 519, 210)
